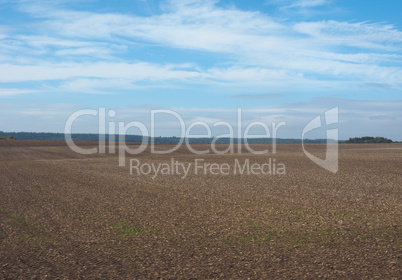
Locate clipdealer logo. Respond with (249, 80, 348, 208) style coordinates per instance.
(64, 107, 338, 176)
(302, 107, 338, 173)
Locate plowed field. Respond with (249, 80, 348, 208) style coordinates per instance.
(0, 140, 401, 278)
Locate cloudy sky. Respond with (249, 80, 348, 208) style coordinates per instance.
(0, 0, 401, 140)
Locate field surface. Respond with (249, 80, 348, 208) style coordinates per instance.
(0, 140, 401, 279)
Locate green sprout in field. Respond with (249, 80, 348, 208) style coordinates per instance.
(116, 221, 143, 236)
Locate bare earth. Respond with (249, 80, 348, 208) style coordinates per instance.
(0, 140, 401, 279)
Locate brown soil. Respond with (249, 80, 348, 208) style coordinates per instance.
(0, 140, 401, 279)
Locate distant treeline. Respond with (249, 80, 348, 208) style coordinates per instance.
(343, 136, 394, 143)
(0, 131, 333, 144)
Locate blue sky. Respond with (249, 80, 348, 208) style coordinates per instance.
(0, 0, 401, 140)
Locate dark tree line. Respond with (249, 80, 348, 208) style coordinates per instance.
(343, 136, 393, 143)
(0, 131, 333, 144)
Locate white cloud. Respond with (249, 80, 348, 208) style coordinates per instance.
(207, 66, 296, 83)
(233, 94, 286, 99)
(0, 62, 202, 83)
(60, 78, 140, 94)
(294, 20, 402, 49)
(0, 88, 39, 96)
(54, 47, 115, 58)
(16, 35, 92, 48)
(287, 0, 330, 8)
(1, 0, 402, 95)
(34, 6, 284, 59)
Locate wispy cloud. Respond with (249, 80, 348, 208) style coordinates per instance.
(294, 21, 402, 49)
(1, 0, 402, 97)
(0, 88, 39, 96)
(0, 62, 202, 83)
(287, 0, 331, 8)
(232, 94, 286, 99)
(268, 0, 331, 10)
